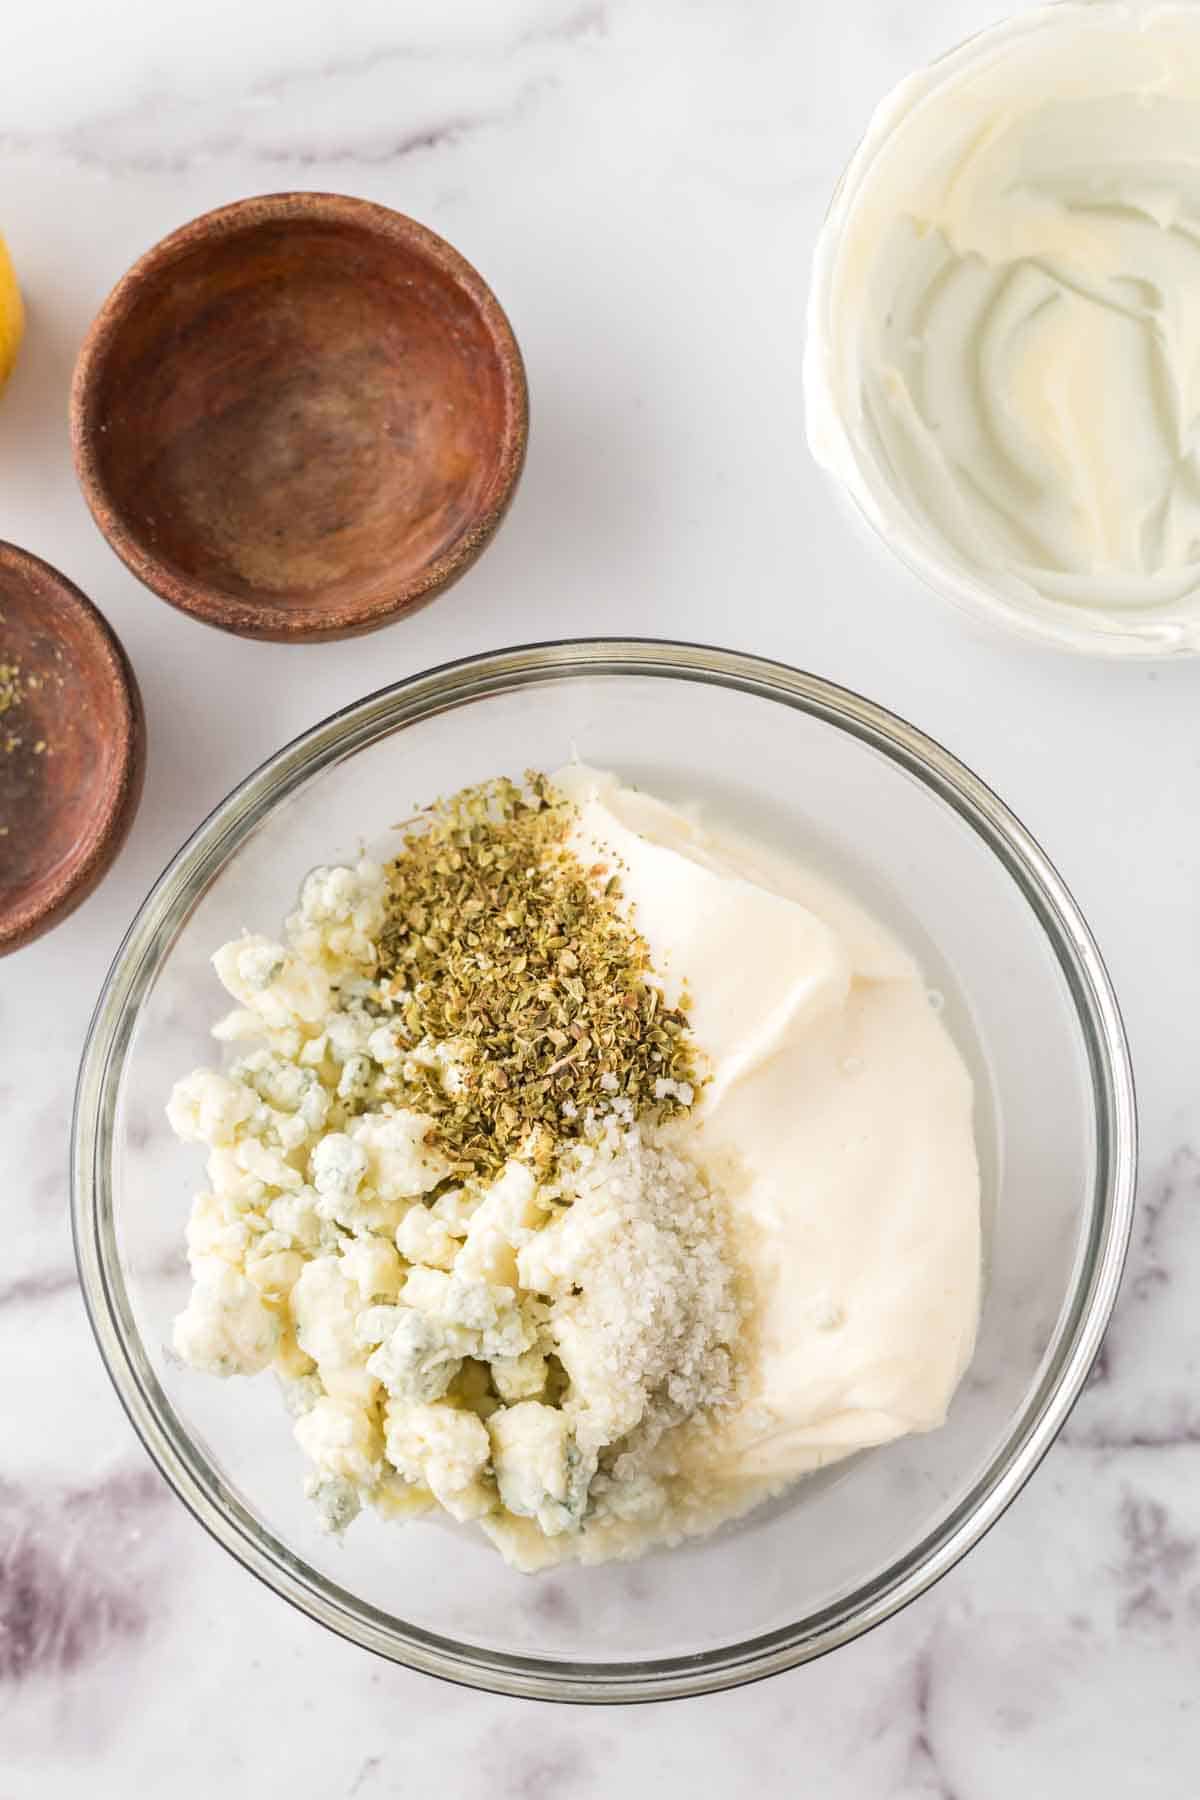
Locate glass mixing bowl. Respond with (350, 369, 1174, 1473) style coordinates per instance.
(72, 641, 1135, 1702)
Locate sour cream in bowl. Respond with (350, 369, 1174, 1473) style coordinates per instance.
(806, 2, 1200, 656)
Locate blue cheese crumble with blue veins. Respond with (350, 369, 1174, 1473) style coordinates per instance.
(167, 767, 981, 1569)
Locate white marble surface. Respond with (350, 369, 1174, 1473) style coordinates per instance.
(2, 0, 1198, 1788)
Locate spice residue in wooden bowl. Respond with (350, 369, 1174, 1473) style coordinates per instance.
(0, 543, 144, 954)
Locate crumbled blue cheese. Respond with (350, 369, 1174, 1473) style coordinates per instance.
(292, 1259, 360, 1361)
(383, 1401, 491, 1522)
(304, 1472, 362, 1535)
(279, 1371, 324, 1417)
(244, 1246, 305, 1300)
(490, 1345, 550, 1403)
(401, 1037, 471, 1097)
(338, 1235, 402, 1303)
(394, 1205, 458, 1270)
(213, 934, 331, 1030)
(402, 1266, 536, 1362)
(286, 861, 386, 971)
(231, 1050, 332, 1132)
(167, 857, 741, 1570)
(293, 1395, 382, 1486)
(309, 1132, 368, 1210)
(349, 1110, 451, 1202)
(488, 1402, 592, 1536)
(204, 1146, 269, 1207)
(267, 1187, 336, 1253)
(325, 1009, 375, 1067)
(453, 1161, 542, 1286)
(173, 1266, 281, 1377)
(235, 1134, 305, 1193)
(365, 1310, 464, 1404)
(185, 1189, 255, 1277)
(167, 1071, 256, 1146)
(336, 1053, 375, 1106)
(430, 1187, 481, 1236)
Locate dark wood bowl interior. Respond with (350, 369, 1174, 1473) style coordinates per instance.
(72, 196, 527, 641)
(0, 543, 144, 954)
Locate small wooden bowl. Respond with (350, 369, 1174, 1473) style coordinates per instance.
(70, 193, 528, 643)
(0, 543, 145, 955)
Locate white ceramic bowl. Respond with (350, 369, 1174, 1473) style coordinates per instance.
(805, 2, 1200, 658)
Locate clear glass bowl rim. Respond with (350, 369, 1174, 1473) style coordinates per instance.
(71, 638, 1136, 1703)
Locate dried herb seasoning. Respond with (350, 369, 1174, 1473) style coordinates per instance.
(376, 771, 700, 1174)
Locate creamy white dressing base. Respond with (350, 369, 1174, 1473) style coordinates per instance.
(807, 3, 1200, 649)
(556, 768, 981, 1558)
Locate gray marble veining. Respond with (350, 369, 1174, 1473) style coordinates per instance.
(2, 0, 1197, 1792)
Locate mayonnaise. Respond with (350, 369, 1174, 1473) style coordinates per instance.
(558, 768, 981, 1543)
(807, 3, 1200, 651)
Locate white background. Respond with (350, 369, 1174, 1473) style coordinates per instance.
(3, 2, 1197, 1792)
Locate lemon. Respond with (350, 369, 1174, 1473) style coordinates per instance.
(0, 234, 24, 391)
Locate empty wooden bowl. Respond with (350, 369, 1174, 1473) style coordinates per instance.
(70, 193, 528, 642)
(0, 543, 145, 954)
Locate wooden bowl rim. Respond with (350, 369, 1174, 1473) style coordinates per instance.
(0, 541, 145, 955)
(69, 191, 529, 644)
